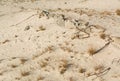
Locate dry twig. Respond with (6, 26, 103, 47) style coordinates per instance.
(10, 14, 37, 27)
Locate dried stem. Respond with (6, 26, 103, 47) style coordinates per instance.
(10, 14, 37, 27)
(92, 42, 110, 55)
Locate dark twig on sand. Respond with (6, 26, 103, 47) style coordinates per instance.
(93, 42, 110, 54)
(10, 14, 37, 27)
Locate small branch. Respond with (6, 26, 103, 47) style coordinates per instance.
(90, 67, 111, 81)
(93, 42, 110, 54)
(10, 14, 37, 27)
(96, 67, 111, 77)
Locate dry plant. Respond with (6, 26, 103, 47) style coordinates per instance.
(116, 9, 120, 16)
(38, 10, 50, 18)
(11, 64, 18, 68)
(47, 45, 55, 52)
(20, 58, 28, 64)
(21, 71, 30, 77)
(60, 67, 67, 74)
(60, 46, 73, 53)
(79, 67, 86, 73)
(32, 45, 55, 59)
(87, 47, 96, 56)
(100, 33, 106, 39)
(59, 60, 67, 74)
(42, 45, 55, 54)
(94, 65, 105, 73)
(88, 42, 110, 56)
(15, 35, 18, 38)
(71, 27, 90, 40)
(86, 72, 92, 77)
(87, 66, 111, 78)
(24, 26, 30, 31)
(95, 67, 111, 77)
(40, 61, 48, 68)
(36, 26, 46, 32)
(85, 65, 110, 78)
(59, 59, 71, 74)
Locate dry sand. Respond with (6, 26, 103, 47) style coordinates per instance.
(0, 0, 120, 81)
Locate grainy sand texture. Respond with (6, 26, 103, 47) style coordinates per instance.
(0, 0, 120, 81)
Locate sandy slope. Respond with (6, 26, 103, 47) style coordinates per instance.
(0, 0, 120, 81)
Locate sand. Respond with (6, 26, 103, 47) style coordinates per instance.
(0, 0, 120, 81)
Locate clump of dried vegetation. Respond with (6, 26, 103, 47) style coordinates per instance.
(20, 58, 28, 64)
(79, 67, 86, 73)
(21, 71, 30, 77)
(88, 42, 110, 56)
(59, 43, 73, 53)
(116, 9, 120, 16)
(87, 47, 96, 56)
(94, 65, 105, 73)
(59, 60, 68, 74)
(60, 46, 73, 52)
(40, 61, 48, 68)
(59, 59, 72, 74)
(11, 64, 18, 68)
(85, 64, 111, 78)
(33, 45, 55, 59)
(36, 26, 46, 32)
(99, 33, 106, 39)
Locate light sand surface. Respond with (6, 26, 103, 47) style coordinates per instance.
(0, 0, 120, 81)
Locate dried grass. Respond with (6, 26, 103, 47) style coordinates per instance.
(87, 47, 96, 56)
